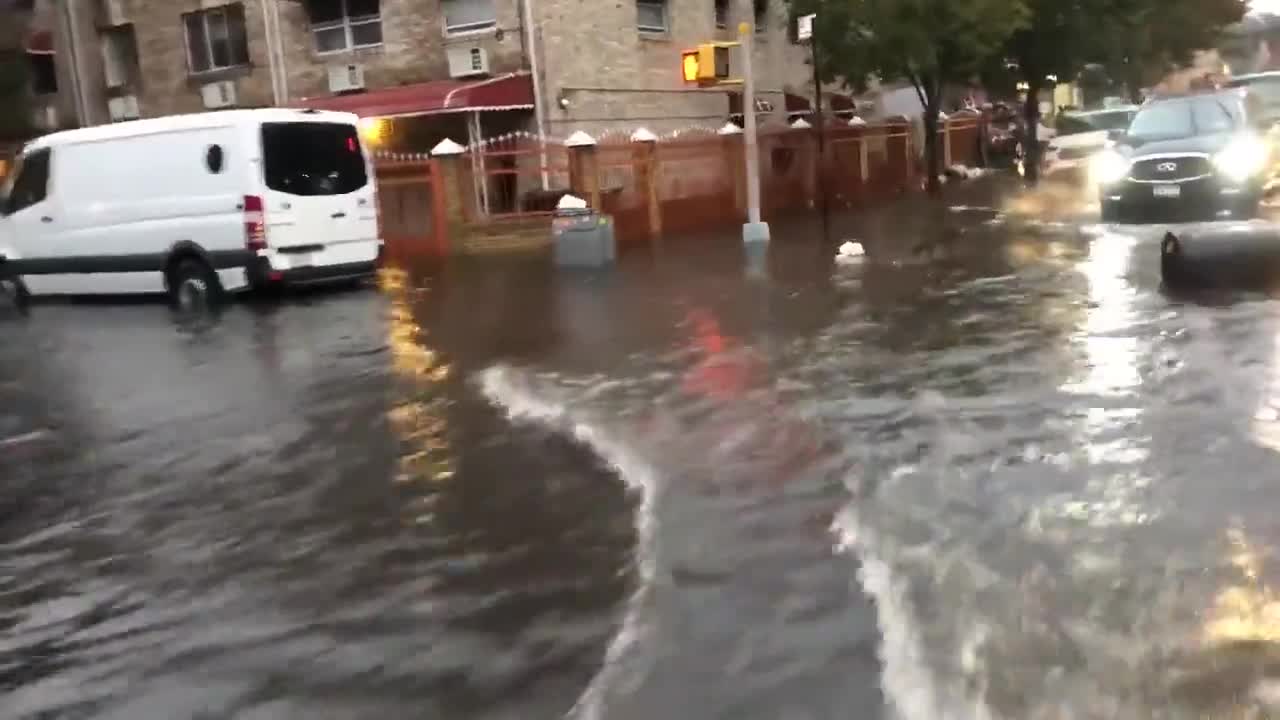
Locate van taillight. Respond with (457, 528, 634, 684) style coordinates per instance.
(244, 194, 266, 252)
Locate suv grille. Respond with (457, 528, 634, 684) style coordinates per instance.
(1130, 156, 1212, 181)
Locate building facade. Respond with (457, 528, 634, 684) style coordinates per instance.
(19, 0, 821, 143)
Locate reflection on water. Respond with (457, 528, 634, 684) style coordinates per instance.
(1204, 524, 1280, 646)
(1252, 317, 1280, 453)
(1062, 230, 1142, 398)
(1044, 229, 1154, 531)
(383, 269, 456, 490)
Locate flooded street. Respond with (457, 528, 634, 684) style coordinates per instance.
(8, 184, 1280, 719)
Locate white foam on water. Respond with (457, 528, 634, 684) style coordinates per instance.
(832, 507, 994, 720)
(477, 365, 663, 720)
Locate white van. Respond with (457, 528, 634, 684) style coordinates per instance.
(0, 109, 382, 305)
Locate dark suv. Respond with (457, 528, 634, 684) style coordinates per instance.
(1095, 90, 1276, 223)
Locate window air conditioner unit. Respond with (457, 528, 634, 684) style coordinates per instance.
(108, 95, 140, 121)
(328, 64, 365, 93)
(447, 45, 490, 78)
(200, 81, 237, 109)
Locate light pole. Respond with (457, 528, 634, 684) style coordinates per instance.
(739, 22, 769, 244)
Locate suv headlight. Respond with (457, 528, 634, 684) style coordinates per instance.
(1213, 136, 1268, 183)
(1091, 149, 1130, 186)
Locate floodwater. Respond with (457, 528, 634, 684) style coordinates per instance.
(7, 189, 1280, 719)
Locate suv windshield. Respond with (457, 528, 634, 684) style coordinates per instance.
(1127, 97, 1238, 141)
(261, 122, 368, 196)
(1056, 110, 1134, 135)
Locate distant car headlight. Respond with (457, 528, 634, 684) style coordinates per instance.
(1213, 136, 1269, 183)
(1090, 149, 1131, 186)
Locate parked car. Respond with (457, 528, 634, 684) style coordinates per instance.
(1092, 90, 1277, 223)
(1224, 72, 1280, 127)
(0, 109, 382, 306)
(1044, 106, 1138, 178)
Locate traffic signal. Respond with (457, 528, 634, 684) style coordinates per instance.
(681, 44, 731, 86)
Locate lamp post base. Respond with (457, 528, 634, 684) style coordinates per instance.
(742, 222, 771, 244)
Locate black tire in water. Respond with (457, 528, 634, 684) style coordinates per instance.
(0, 275, 29, 314)
(168, 258, 222, 311)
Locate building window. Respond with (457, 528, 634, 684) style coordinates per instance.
(101, 25, 139, 88)
(27, 53, 56, 95)
(637, 0, 667, 34)
(753, 0, 767, 32)
(714, 0, 728, 28)
(307, 0, 383, 54)
(443, 0, 496, 35)
(183, 4, 249, 74)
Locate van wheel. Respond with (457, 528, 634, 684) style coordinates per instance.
(0, 276, 29, 314)
(168, 258, 222, 311)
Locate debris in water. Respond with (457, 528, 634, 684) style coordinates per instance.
(836, 241, 866, 265)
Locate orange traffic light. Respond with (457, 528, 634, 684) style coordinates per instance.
(682, 44, 732, 86)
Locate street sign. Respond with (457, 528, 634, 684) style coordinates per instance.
(797, 14, 815, 42)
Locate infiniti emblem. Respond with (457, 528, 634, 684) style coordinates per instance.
(1157, 162, 1178, 172)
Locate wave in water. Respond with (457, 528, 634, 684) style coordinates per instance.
(477, 365, 664, 720)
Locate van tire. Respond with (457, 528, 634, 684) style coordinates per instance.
(0, 275, 29, 313)
(167, 257, 222, 310)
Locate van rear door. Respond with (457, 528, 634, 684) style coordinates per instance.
(259, 121, 378, 268)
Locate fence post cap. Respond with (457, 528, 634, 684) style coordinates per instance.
(631, 127, 658, 143)
(717, 122, 743, 135)
(565, 130, 597, 147)
(431, 138, 466, 157)
(848, 116, 867, 127)
(790, 117, 813, 130)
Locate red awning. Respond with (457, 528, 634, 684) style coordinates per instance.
(295, 72, 535, 119)
(25, 29, 54, 55)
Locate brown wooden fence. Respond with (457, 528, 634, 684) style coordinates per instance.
(375, 156, 446, 261)
(373, 113, 987, 257)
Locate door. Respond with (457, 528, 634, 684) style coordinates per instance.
(259, 121, 379, 269)
(0, 148, 68, 295)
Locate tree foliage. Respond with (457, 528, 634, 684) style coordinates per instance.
(788, 0, 1029, 193)
(1097, 0, 1246, 100)
(789, 0, 1245, 190)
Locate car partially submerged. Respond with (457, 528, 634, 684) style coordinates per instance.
(1044, 106, 1138, 177)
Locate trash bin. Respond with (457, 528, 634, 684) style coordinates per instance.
(552, 207, 616, 268)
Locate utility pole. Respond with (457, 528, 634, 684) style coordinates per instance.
(740, 22, 769, 244)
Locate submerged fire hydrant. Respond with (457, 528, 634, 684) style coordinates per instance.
(1161, 225, 1280, 290)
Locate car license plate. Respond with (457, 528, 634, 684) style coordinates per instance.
(291, 253, 315, 269)
(1153, 185, 1181, 199)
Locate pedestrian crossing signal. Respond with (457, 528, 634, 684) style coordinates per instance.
(681, 44, 731, 86)
(682, 50, 702, 83)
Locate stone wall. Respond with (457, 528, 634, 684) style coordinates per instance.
(109, 0, 527, 118)
(535, 0, 815, 137)
(63, 0, 818, 141)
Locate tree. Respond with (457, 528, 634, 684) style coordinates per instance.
(998, 0, 1118, 183)
(1100, 0, 1247, 102)
(789, 0, 1029, 194)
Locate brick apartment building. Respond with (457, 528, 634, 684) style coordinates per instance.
(13, 0, 823, 148)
